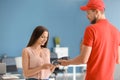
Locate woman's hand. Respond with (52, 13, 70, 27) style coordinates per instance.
(50, 64, 60, 73)
(41, 63, 60, 73)
(41, 64, 53, 70)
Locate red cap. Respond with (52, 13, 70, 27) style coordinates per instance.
(80, 0, 105, 11)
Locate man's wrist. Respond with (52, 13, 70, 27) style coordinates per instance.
(67, 60, 71, 65)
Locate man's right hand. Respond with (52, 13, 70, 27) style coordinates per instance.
(58, 60, 70, 66)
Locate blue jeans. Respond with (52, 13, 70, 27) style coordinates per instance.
(26, 78, 49, 80)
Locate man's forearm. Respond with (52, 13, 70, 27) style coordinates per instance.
(68, 55, 86, 65)
(117, 46, 120, 64)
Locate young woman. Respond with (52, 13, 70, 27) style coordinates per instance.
(22, 26, 56, 80)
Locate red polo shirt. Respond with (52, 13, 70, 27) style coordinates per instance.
(83, 19, 120, 80)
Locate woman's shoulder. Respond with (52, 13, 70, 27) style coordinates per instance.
(22, 47, 30, 52)
(22, 47, 32, 55)
(42, 48, 50, 53)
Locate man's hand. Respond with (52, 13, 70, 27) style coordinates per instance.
(58, 60, 70, 66)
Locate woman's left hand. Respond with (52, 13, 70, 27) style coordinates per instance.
(50, 64, 60, 72)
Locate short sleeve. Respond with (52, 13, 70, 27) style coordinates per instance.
(83, 26, 95, 46)
(119, 32, 120, 46)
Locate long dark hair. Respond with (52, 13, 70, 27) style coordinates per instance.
(27, 25, 49, 48)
